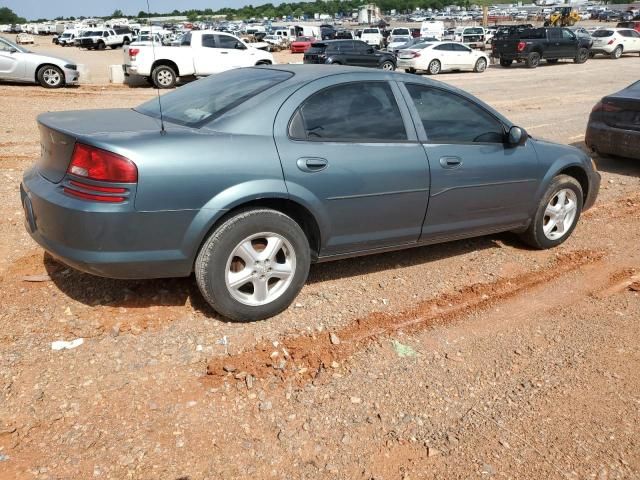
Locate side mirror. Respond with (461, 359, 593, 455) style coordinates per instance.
(507, 126, 527, 146)
(9, 48, 18, 53)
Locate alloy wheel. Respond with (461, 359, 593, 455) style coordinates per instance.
(224, 232, 296, 306)
(42, 68, 61, 87)
(543, 188, 578, 240)
(156, 70, 174, 87)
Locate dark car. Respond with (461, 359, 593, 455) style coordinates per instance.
(21, 65, 600, 321)
(335, 30, 354, 40)
(617, 20, 640, 32)
(586, 80, 640, 160)
(303, 39, 397, 70)
(320, 25, 336, 40)
(493, 27, 591, 67)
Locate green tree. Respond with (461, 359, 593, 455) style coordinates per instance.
(0, 6, 25, 24)
(111, 9, 124, 18)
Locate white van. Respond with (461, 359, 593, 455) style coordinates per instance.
(421, 20, 444, 40)
(57, 29, 77, 46)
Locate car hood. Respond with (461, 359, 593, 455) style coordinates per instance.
(24, 51, 74, 67)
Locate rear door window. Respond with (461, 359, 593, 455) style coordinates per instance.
(289, 82, 407, 142)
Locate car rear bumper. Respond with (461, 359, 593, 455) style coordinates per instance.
(21, 167, 198, 279)
(585, 120, 640, 161)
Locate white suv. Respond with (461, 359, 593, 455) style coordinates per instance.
(590, 28, 640, 59)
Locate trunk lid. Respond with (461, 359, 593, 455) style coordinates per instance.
(37, 109, 165, 184)
(602, 82, 640, 132)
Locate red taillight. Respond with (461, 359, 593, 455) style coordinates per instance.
(129, 48, 139, 59)
(63, 188, 125, 203)
(591, 101, 602, 113)
(607, 39, 614, 45)
(602, 102, 622, 112)
(517, 41, 526, 52)
(68, 143, 137, 183)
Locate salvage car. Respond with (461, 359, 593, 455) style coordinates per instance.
(494, 27, 591, 67)
(585, 80, 640, 160)
(290, 36, 316, 53)
(397, 41, 490, 74)
(21, 66, 600, 321)
(303, 39, 396, 70)
(590, 28, 640, 58)
(0, 35, 79, 88)
(123, 31, 274, 88)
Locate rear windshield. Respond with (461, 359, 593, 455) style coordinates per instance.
(135, 68, 293, 127)
(465, 28, 484, 34)
(363, 29, 378, 33)
(392, 28, 410, 35)
(592, 30, 613, 37)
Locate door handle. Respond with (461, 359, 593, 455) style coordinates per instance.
(439, 156, 462, 169)
(297, 157, 328, 173)
(220, 51, 229, 54)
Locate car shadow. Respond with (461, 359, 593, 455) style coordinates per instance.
(570, 141, 640, 178)
(43, 233, 511, 322)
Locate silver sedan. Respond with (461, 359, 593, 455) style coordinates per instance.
(0, 36, 79, 88)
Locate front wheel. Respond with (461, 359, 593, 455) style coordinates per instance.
(519, 175, 583, 249)
(474, 57, 487, 72)
(574, 48, 588, 64)
(380, 60, 395, 71)
(195, 209, 311, 321)
(37, 65, 65, 89)
(427, 59, 441, 75)
(151, 65, 177, 89)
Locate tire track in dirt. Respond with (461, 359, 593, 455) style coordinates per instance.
(205, 249, 605, 387)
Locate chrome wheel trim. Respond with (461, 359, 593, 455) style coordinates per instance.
(156, 70, 173, 86)
(429, 60, 440, 74)
(381, 61, 394, 70)
(476, 58, 487, 72)
(543, 188, 578, 240)
(614, 46, 622, 58)
(43, 68, 61, 86)
(225, 232, 296, 307)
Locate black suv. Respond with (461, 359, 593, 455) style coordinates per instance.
(303, 40, 397, 70)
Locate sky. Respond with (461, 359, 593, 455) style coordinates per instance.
(3, 0, 272, 20)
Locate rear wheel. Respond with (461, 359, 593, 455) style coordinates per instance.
(519, 175, 583, 249)
(37, 66, 64, 89)
(427, 59, 441, 75)
(574, 47, 588, 64)
(96, 41, 106, 50)
(588, 51, 596, 58)
(499, 58, 513, 67)
(151, 65, 177, 89)
(610, 45, 622, 59)
(195, 209, 311, 321)
(380, 60, 395, 71)
(525, 52, 540, 68)
(474, 57, 487, 72)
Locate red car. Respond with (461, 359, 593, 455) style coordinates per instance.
(291, 36, 316, 53)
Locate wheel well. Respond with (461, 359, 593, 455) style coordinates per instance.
(255, 60, 272, 65)
(558, 166, 589, 202)
(197, 199, 322, 264)
(34, 63, 60, 83)
(152, 59, 179, 76)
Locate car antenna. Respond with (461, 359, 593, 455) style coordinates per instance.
(146, 0, 166, 135)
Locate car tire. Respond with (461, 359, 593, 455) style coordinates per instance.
(195, 209, 311, 322)
(499, 58, 513, 67)
(525, 52, 540, 68)
(519, 175, 583, 250)
(37, 65, 65, 89)
(380, 60, 395, 71)
(110, 45, 118, 49)
(574, 47, 589, 64)
(97, 41, 106, 50)
(474, 57, 487, 72)
(151, 65, 177, 89)
(588, 51, 596, 58)
(427, 59, 441, 75)
(610, 45, 622, 59)
(123, 38, 130, 45)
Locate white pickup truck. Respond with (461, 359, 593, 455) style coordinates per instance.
(123, 31, 274, 88)
(360, 27, 384, 47)
(77, 28, 133, 50)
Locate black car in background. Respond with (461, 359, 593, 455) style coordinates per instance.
(303, 39, 397, 70)
(586, 80, 640, 160)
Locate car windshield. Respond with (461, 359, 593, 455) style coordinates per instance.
(393, 29, 410, 35)
(465, 28, 484, 34)
(392, 36, 412, 42)
(296, 36, 312, 41)
(592, 30, 613, 37)
(84, 31, 101, 37)
(0, 36, 28, 53)
(363, 29, 378, 33)
(61, 33, 72, 38)
(135, 68, 293, 127)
